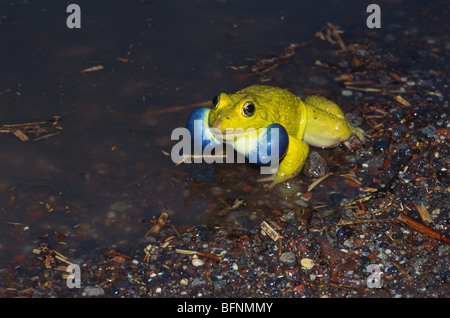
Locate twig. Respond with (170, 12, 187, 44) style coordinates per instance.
(170, 224, 182, 239)
(33, 132, 61, 141)
(148, 211, 170, 234)
(315, 23, 347, 51)
(1, 221, 26, 226)
(142, 101, 210, 116)
(174, 153, 228, 166)
(260, 221, 280, 241)
(397, 212, 450, 244)
(308, 172, 332, 192)
(0, 116, 62, 142)
(415, 203, 433, 225)
(136, 211, 171, 249)
(175, 249, 222, 262)
(80, 65, 104, 73)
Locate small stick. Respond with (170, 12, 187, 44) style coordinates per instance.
(1, 221, 26, 226)
(53, 250, 73, 265)
(308, 172, 332, 192)
(260, 221, 280, 241)
(135, 211, 170, 248)
(142, 101, 210, 116)
(0, 117, 60, 130)
(394, 95, 411, 106)
(107, 251, 132, 260)
(175, 249, 222, 262)
(0, 116, 62, 142)
(397, 212, 450, 244)
(80, 65, 104, 73)
(12, 130, 29, 141)
(148, 212, 169, 234)
(415, 203, 433, 225)
(196, 251, 222, 262)
(337, 218, 397, 226)
(170, 224, 182, 239)
(341, 174, 362, 186)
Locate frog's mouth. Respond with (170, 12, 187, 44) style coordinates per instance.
(187, 106, 289, 165)
(210, 120, 259, 143)
(213, 124, 288, 165)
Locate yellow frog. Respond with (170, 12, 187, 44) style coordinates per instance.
(186, 85, 364, 187)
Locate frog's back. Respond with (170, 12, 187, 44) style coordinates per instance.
(304, 95, 347, 120)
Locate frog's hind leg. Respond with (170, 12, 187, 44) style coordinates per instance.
(305, 96, 365, 143)
(304, 96, 347, 120)
(304, 95, 365, 148)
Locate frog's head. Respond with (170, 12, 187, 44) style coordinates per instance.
(208, 90, 273, 135)
(186, 85, 290, 164)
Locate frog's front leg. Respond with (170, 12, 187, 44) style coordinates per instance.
(259, 136, 309, 188)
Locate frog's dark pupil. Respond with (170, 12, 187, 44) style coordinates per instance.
(243, 102, 255, 117)
(212, 95, 219, 108)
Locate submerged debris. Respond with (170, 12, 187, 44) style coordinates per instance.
(0, 116, 62, 142)
(230, 42, 303, 82)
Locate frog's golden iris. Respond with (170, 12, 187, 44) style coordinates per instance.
(188, 85, 365, 187)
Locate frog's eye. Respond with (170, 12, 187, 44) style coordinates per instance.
(212, 95, 219, 109)
(242, 101, 255, 117)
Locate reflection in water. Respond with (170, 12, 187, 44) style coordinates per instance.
(14, 179, 63, 202)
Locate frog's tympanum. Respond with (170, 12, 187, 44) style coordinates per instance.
(186, 85, 364, 187)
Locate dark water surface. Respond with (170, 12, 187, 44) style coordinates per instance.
(0, 0, 446, 270)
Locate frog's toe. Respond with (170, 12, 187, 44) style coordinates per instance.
(258, 173, 293, 188)
(257, 175, 279, 188)
(353, 127, 366, 144)
(345, 127, 366, 150)
(343, 140, 352, 150)
(258, 174, 275, 183)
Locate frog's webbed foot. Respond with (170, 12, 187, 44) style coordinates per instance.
(258, 173, 296, 188)
(352, 127, 366, 144)
(344, 127, 366, 150)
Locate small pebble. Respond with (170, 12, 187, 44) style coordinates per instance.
(279, 252, 296, 264)
(301, 258, 315, 269)
(180, 278, 189, 286)
(82, 285, 105, 297)
(343, 239, 354, 248)
(192, 258, 205, 267)
(341, 89, 353, 96)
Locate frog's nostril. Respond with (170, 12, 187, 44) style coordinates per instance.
(212, 119, 222, 129)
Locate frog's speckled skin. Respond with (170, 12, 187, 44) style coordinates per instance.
(190, 85, 365, 187)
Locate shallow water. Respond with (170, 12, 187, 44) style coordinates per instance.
(0, 0, 446, 269)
